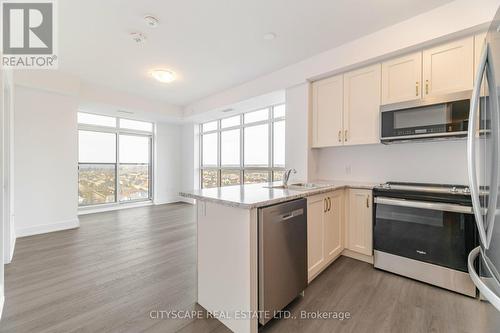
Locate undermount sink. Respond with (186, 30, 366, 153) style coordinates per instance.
(264, 183, 326, 191)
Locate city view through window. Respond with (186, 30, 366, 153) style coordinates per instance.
(78, 113, 152, 206)
(200, 104, 285, 188)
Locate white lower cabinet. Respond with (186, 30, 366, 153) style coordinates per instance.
(307, 188, 373, 282)
(307, 190, 344, 282)
(345, 189, 373, 257)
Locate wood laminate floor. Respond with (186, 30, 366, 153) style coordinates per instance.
(0, 203, 499, 333)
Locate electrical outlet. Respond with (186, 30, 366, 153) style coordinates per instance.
(345, 165, 352, 175)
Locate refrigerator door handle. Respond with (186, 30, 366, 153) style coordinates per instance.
(484, 44, 500, 248)
(468, 43, 490, 248)
(468, 246, 500, 311)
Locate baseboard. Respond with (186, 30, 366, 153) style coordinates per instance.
(5, 235, 16, 264)
(176, 197, 195, 205)
(78, 201, 153, 215)
(17, 218, 80, 238)
(0, 295, 4, 320)
(155, 196, 195, 205)
(342, 249, 374, 264)
(10, 233, 15, 261)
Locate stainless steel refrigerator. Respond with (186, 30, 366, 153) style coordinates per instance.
(467, 5, 500, 312)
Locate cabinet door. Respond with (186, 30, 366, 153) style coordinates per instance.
(307, 194, 326, 280)
(312, 75, 344, 147)
(343, 64, 381, 146)
(381, 52, 422, 104)
(347, 189, 373, 256)
(423, 36, 474, 97)
(324, 191, 344, 262)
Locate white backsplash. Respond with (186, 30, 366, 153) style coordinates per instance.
(311, 139, 468, 185)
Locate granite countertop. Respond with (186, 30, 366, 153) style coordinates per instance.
(179, 180, 378, 209)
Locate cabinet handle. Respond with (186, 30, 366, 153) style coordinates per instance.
(366, 195, 370, 208)
(344, 130, 348, 142)
(425, 80, 429, 95)
(328, 197, 332, 212)
(338, 130, 342, 142)
(324, 198, 327, 213)
(415, 81, 419, 96)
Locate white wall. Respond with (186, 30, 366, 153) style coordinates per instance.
(312, 141, 468, 185)
(154, 122, 182, 204)
(14, 86, 79, 237)
(285, 83, 310, 183)
(2, 70, 15, 263)
(180, 123, 199, 203)
(185, 0, 498, 116)
(0, 70, 6, 315)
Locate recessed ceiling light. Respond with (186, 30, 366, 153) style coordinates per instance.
(144, 15, 160, 28)
(150, 69, 176, 83)
(263, 32, 276, 40)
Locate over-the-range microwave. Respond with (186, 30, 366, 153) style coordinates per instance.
(380, 91, 472, 144)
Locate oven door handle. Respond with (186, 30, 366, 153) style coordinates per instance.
(374, 197, 473, 214)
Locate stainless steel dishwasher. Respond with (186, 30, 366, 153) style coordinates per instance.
(258, 198, 307, 326)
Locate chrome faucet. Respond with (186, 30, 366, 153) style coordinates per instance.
(282, 168, 297, 187)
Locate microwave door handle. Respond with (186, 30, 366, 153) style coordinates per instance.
(484, 44, 500, 248)
(467, 42, 490, 248)
(468, 246, 500, 311)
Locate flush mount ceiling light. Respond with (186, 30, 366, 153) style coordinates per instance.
(263, 32, 276, 40)
(144, 15, 160, 28)
(150, 69, 176, 83)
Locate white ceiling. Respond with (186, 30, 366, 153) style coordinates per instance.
(59, 0, 455, 106)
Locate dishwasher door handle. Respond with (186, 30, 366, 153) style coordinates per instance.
(281, 209, 304, 221)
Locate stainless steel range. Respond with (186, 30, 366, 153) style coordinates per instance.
(373, 182, 479, 297)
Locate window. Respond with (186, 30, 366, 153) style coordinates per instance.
(78, 131, 116, 205)
(77, 113, 116, 127)
(200, 104, 285, 188)
(78, 112, 153, 207)
(119, 118, 153, 132)
(119, 135, 151, 202)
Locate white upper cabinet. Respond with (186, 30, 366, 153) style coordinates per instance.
(343, 64, 381, 146)
(381, 52, 422, 105)
(422, 36, 474, 97)
(312, 75, 343, 148)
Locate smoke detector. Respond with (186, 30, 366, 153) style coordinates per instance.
(130, 32, 146, 43)
(144, 15, 160, 28)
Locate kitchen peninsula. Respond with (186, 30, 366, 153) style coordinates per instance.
(180, 181, 375, 333)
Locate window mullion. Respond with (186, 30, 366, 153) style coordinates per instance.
(115, 132, 120, 203)
(269, 107, 273, 181)
(240, 114, 244, 184)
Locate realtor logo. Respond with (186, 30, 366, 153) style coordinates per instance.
(1, 0, 58, 68)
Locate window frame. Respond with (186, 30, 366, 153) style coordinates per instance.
(78, 112, 154, 208)
(199, 104, 285, 188)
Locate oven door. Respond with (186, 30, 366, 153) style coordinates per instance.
(373, 197, 477, 272)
